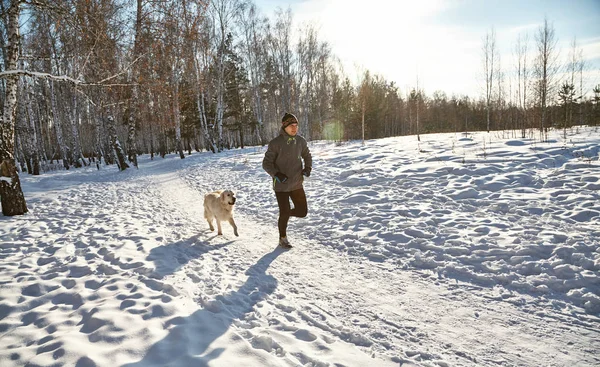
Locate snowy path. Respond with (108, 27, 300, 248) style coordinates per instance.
(1, 128, 599, 366)
(131, 161, 598, 367)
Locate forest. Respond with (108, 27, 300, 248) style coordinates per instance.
(1, 0, 599, 216)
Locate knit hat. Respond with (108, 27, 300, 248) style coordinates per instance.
(281, 112, 299, 128)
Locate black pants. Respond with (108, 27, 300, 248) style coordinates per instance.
(275, 188, 307, 238)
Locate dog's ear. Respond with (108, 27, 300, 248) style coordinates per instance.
(220, 191, 227, 202)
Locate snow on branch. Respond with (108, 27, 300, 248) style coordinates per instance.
(0, 70, 136, 87)
(0, 55, 142, 88)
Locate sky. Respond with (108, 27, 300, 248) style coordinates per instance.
(255, 0, 600, 98)
(1, 126, 599, 366)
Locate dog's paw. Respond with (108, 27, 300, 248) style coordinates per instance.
(234, 231, 239, 237)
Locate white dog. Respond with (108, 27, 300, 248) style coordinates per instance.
(203, 190, 239, 236)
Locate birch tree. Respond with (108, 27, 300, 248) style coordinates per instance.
(23, 79, 40, 174)
(106, 115, 128, 170)
(127, 0, 145, 168)
(515, 33, 529, 138)
(192, 17, 218, 153)
(534, 18, 559, 141)
(159, 0, 187, 159)
(568, 37, 585, 126)
(211, 0, 239, 151)
(496, 54, 505, 131)
(270, 8, 295, 114)
(236, 1, 267, 143)
(482, 27, 496, 133)
(0, 0, 27, 215)
(297, 24, 318, 141)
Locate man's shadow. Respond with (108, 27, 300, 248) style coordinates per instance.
(123, 247, 287, 366)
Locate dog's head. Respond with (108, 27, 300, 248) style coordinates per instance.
(220, 190, 236, 206)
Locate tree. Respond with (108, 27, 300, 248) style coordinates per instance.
(568, 37, 585, 127)
(236, 1, 267, 143)
(127, 0, 145, 168)
(211, 0, 239, 152)
(223, 33, 251, 148)
(163, 0, 187, 159)
(407, 86, 424, 140)
(593, 85, 600, 126)
(515, 32, 529, 138)
(415, 75, 421, 141)
(482, 27, 496, 133)
(496, 54, 506, 131)
(269, 8, 295, 115)
(0, 0, 28, 215)
(558, 82, 575, 138)
(297, 24, 318, 141)
(107, 115, 129, 170)
(534, 18, 559, 141)
(358, 70, 371, 145)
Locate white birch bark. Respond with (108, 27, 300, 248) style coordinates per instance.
(0, 1, 28, 215)
(194, 52, 217, 152)
(237, 3, 264, 143)
(69, 90, 85, 167)
(173, 65, 184, 159)
(25, 81, 40, 175)
(483, 28, 496, 133)
(107, 115, 129, 171)
(48, 81, 69, 169)
(535, 18, 558, 141)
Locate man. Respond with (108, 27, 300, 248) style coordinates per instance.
(262, 112, 312, 248)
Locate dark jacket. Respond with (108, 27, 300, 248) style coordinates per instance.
(262, 128, 312, 192)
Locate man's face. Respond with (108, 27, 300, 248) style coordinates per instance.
(285, 123, 298, 136)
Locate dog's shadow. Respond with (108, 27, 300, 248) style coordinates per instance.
(147, 233, 233, 278)
(123, 248, 286, 366)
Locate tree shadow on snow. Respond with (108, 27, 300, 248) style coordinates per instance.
(123, 247, 286, 367)
(147, 233, 234, 278)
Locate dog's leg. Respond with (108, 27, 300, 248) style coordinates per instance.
(228, 218, 239, 237)
(205, 208, 215, 231)
(216, 219, 223, 235)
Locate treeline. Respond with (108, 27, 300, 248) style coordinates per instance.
(1, 0, 600, 216)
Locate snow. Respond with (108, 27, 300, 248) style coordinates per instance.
(1, 127, 599, 367)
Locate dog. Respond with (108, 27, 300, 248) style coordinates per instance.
(203, 190, 239, 237)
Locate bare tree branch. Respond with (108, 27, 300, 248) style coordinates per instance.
(0, 69, 137, 87)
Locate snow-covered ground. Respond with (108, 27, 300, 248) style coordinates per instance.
(1, 127, 599, 367)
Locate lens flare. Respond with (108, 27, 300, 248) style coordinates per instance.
(323, 120, 344, 141)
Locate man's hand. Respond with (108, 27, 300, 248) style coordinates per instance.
(274, 172, 288, 183)
(302, 167, 311, 177)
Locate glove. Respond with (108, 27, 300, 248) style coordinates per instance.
(274, 172, 288, 183)
(302, 167, 311, 177)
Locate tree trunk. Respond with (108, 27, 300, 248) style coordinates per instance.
(193, 52, 217, 153)
(93, 101, 104, 169)
(215, 45, 225, 152)
(173, 70, 185, 159)
(25, 82, 40, 175)
(49, 81, 69, 169)
(127, 0, 143, 168)
(17, 80, 31, 174)
(361, 99, 365, 145)
(0, 2, 28, 216)
(107, 115, 129, 171)
(147, 89, 156, 159)
(70, 89, 85, 167)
